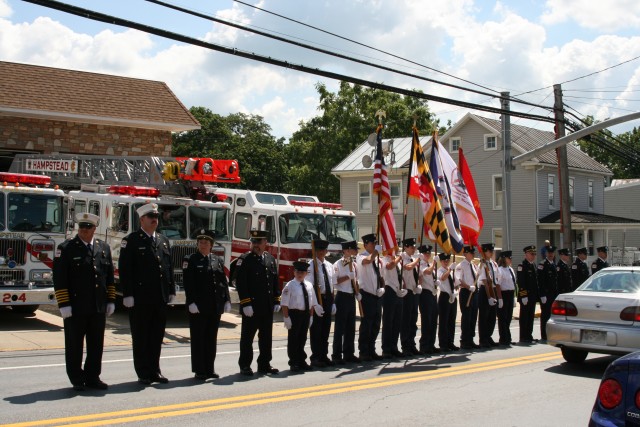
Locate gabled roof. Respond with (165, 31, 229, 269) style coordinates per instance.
(0, 61, 200, 132)
(332, 112, 611, 176)
(539, 211, 640, 225)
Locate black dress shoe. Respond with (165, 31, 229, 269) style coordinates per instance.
(410, 348, 422, 356)
(207, 372, 220, 379)
(85, 379, 108, 390)
(290, 365, 302, 372)
(460, 344, 473, 350)
(72, 383, 85, 391)
(391, 350, 404, 358)
(152, 374, 169, 384)
(240, 367, 254, 376)
(332, 357, 346, 365)
(371, 353, 384, 360)
(344, 355, 361, 363)
(359, 354, 373, 362)
(431, 347, 441, 354)
(449, 345, 460, 351)
(322, 357, 335, 366)
(310, 360, 327, 368)
(258, 366, 279, 374)
(138, 377, 152, 385)
(194, 374, 207, 380)
(382, 352, 394, 359)
(472, 343, 481, 349)
(301, 362, 313, 371)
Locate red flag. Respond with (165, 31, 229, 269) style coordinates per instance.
(459, 148, 483, 246)
(373, 124, 398, 256)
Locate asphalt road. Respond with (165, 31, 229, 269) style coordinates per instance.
(0, 305, 613, 427)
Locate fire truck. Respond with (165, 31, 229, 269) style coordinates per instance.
(10, 154, 240, 305)
(0, 172, 68, 313)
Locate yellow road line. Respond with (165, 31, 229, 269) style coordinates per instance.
(3, 351, 560, 427)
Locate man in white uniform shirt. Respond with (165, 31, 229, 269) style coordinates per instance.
(331, 240, 361, 365)
(307, 239, 334, 368)
(455, 245, 480, 350)
(477, 243, 502, 349)
(418, 245, 439, 355)
(381, 248, 407, 358)
(356, 234, 385, 362)
(400, 238, 421, 356)
(437, 253, 458, 352)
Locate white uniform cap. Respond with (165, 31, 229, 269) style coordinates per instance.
(136, 203, 159, 217)
(75, 212, 99, 226)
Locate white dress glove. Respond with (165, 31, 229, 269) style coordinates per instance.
(376, 287, 386, 297)
(355, 293, 362, 301)
(167, 294, 176, 305)
(106, 303, 115, 317)
(397, 289, 408, 298)
(123, 296, 134, 308)
(469, 285, 476, 293)
(448, 293, 455, 304)
(314, 304, 325, 317)
(273, 304, 281, 313)
(283, 316, 292, 330)
(331, 304, 337, 315)
(188, 303, 199, 314)
(60, 306, 72, 319)
(309, 316, 313, 327)
(415, 285, 423, 295)
(498, 299, 504, 309)
(243, 306, 254, 317)
(374, 244, 383, 253)
(488, 297, 497, 306)
(541, 296, 547, 304)
(224, 301, 232, 313)
(522, 297, 528, 306)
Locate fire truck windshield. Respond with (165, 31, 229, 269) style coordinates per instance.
(133, 203, 187, 239)
(6, 193, 64, 233)
(325, 214, 357, 243)
(279, 213, 325, 243)
(188, 206, 229, 241)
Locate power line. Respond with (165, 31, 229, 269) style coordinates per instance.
(23, 0, 557, 124)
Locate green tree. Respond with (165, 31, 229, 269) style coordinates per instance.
(285, 82, 444, 202)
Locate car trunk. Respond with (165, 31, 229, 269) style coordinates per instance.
(561, 291, 640, 326)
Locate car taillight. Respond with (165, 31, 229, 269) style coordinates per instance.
(551, 300, 578, 316)
(620, 307, 640, 322)
(598, 378, 623, 409)
(635, 389, 640, 409)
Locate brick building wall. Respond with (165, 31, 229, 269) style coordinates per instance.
(0, 116, 172, 156)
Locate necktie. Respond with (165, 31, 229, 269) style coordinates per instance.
(413, 259, 419, 283)
(300, 282, 310, 311)
(509, 268, 516, 287)
(321, 263, 332, 295)
(87, 243, 92, 254)
(372, 257, 382, 288)
(489, 262, 496, 283)
(469, 263, 476, 281)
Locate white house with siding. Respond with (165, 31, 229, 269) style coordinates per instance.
(332, 112, 640, 258)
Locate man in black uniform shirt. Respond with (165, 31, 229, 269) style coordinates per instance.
(183, 230, 231, 380)
(537, 245, 557, 342)
(517, 245, 538, 343)
(119, 203, 175, 385)
(235, 230, 281, 376)
(556, 248, 573, 295)
(591, 246, 610, 275)
(53, 212, 115, 391)
(572, 247, 590, 290)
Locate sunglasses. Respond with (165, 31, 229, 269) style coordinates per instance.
(78, 223, 95, 229)
(145, 213, 160, 219)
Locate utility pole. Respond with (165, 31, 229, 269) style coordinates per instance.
(501, 92, 512, 251)
(554, 84, 572, 250)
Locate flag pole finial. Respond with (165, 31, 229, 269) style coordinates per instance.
(412, 114, 418, 128)
(375, 110, 386, 124)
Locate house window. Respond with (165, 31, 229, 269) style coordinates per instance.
(484, 134, 497, 151)
(492, 228, 503, 250)
(548, 175, 555, 208)
(390, 181, 402, 212)
(588, 180, 594, 209)
(450, 137, 461, 153)
(492, 175, 503, 210)
(569, 177, 575, 210)
(358, 182, 371, 213)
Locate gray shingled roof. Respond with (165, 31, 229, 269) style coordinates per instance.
(539, 211, 640, 224)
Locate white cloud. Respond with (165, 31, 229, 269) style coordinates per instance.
(541, 0, 640, 32)
(0, 0, 11, 18)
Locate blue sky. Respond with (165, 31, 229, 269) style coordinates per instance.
(1, 0, 639, 140)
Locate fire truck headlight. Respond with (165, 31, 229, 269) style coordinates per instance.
(0, 256, 5, 265)
(30, 270, 53, 281)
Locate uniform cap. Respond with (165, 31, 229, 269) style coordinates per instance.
(312, 239, 329, 250)
(137, 203, 159, 218)
(499, 250, 512, 258)
(523, 245, 537, 253)
(481, 243, 495, 252)
(196, 229, 215, 243)
(75, 212, 99, 227)
(597, 246, 608, 253)
(341, 240, 358, 250)
(558, 248, 570, 256)
(250, 230, 269, 241)
(576, 247, 588, 255)
(546, 245, 557, 253)
(293, 260, 310, 271)
(402, 237, 416, 247)
(418, 245, 433, 254)
(361, 233, 377, 244)
(463, 245, 476, 254)
(438, 253, 451, 261)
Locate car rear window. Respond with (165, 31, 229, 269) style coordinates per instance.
(579, 270, 640, 293)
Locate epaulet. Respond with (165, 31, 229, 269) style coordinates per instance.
(239, 252, 250, 259)
(183, 254, 191, 261)
(58, 239, 72, 249)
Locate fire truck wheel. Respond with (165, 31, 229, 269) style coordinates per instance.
(11, 305, 39, 314)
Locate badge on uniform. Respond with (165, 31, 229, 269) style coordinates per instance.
(572, 265, 577, 269)
(538, 264, 543, 270)
(182, 261, 189, 269)
(517, 266, 523, 271)
(55, 249, 61, 258)
(236, 259, 243, 267)
(121, 240, 127, 249)
(282, 287, 289, 295)
(556, 267, 560, 271)
(592, 264, 597, 269)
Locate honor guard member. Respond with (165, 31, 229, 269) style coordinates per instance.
(517, 245, 539, 343)
(572, 247, 590, 290)
(308, 239, 335, 368)
(537, 245, 558, 342)
(183, 230, 232, 381)
(477, 243, 502, 348)
(381, 248, 407, 358)
(591, 246, 610, 275)
(437, 253, 458, 351)
(356, 234, 385, 362)
(331, 240, 362, 364)
(119, 203, 175, 385)
(418, 245, 439, 354)
(400, 238, 422, 356)
(455, 246, 480, 350)
(556, 248, 573, 295)
(496, 251, 516, 346)
(53, 212, 115, 391)
(281, 261, 317, 372)
(235, 230, 281, 376)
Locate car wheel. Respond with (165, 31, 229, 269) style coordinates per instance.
(561, 347, 588, 363)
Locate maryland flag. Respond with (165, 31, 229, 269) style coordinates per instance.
(407, 127, 452, 253)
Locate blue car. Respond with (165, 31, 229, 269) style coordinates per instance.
(590, 351, 640, 426)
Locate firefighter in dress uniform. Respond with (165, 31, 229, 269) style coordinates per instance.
(572, 247, 590, 290)
(477, 243, 502, 348)
(517, 245, 539, 344)
(281, 260, 318, 372)
(235, 230, 281, 376)
(455, 245, 480, 350)
(496, 251, 516, 346)
(356, 234, 385, 362)
(381, 248, 407, 358)
(183, 229, 231, 380)
(119, 203, 175, 385)
(556, 248, 573, 295)
(418, 245, 439, 354)
(591, 246, 610, 275)
(400, 238, 422, 356)
(538, 245, 557, 342)
(53, 212, 115, 391)
(308, 239, 335, 368)
(437, 253, 458, 352)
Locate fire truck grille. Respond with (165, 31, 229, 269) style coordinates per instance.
(0, 269, 26, 284)
(0, 239, 27, 266)
(171, 244, 197, 271)
(173, 271, 184, 288)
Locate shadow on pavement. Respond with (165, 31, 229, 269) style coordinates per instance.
(0, 308, 62, 332)
(544, 354, 617, 379)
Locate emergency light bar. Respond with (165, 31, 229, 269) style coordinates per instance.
(108, 185, 161, 197)
(289, 200, 343, 209)
(0, 172, 51, 186)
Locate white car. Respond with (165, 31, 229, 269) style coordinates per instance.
(547, 267, 640, 363)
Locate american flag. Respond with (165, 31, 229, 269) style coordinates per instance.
(373, 124, 398, 256)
